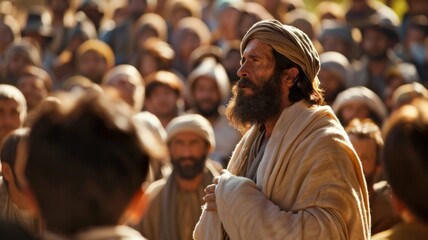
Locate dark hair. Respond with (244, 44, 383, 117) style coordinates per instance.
(25, 91, 150, 235)
(272, 49, 325, 105)
(383, 98, 428, 223)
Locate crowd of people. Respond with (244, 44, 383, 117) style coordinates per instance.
(0, 0, 427, 239)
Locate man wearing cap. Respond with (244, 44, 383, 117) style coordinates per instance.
(136, 114, 219, 240)
(351, 14, 402, 97)
(187, 57, 241, 168)
(195, 20, 370, 239)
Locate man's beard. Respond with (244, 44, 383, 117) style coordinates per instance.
(171, 155, 207, 180)
(226, 69, 283, 132)
(366, 51, 388, 61)
(195, 100, 220, 118)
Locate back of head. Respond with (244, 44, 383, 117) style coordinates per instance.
(382, 98, 428, 223)
(25, 91, 150, 235)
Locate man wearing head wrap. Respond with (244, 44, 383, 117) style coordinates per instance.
(187, 56, 241, 168)
(136, 114, 219, 240)
(195, 20, 370, 239)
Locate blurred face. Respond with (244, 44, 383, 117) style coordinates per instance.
(145, 85, 179, 119)
(193, 77, 221, 117)
(108, 75, 137, 107)
(139, 54, 159, 77)
(218, 7, 239, 40)
(0, 99, 22, 142)
(340, 101, 371, 126)
(321, 36, 350, 59)
(362, 29, 390, 60)
(223, 50, 241, 84)
(128, 0, 147, 20)
(318, 69, 345, 104)
(178, 31, 200, 62)
(17, 76, 49, 111)
(169, 132, 208, 179)
(349, 135, 378, 184)
(78, 51, 108, 84)
(7, 53, 32, 79)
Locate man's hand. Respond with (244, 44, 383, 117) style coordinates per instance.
(203, 170, 231, 211)
(203, 176, 219, 211)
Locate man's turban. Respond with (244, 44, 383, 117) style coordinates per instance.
(241, 20, 320, 82)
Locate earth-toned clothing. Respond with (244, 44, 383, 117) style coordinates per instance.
(137, 163, 219, 240)
(0, 177, 41, 236)
(194, 100, 370, 239)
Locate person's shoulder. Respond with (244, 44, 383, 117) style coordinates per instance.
(145, 178, 168, 200)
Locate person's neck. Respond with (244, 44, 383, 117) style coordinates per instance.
(176, 173, 203, 192)
(8, 182, 27, 209)
(368, 57, 388, 76)
(204, 113, 220, 125)
(159, 114, 177, 128)
(264, 99, 294, 137)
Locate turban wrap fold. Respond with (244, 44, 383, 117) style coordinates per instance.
(241, 20, 320, 83)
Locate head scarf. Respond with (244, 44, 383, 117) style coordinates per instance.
(241, 20, 320, 82)
(166, 114, 215, 151)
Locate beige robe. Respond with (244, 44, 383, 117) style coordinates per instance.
(194, 100, 370, 239)
(137, 162, 219, 240)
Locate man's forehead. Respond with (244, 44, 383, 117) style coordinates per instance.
(242, 39, 273, 57)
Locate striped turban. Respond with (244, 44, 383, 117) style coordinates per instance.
(241, 20, 320, 83)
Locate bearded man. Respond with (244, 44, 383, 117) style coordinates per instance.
(136, 114, 219, 240)
(195, 20, 370, 239)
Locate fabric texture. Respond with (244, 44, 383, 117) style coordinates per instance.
(0, 177, 41, 236)
(241, 20, 320, 82)
(137, 162, 219, 240)
(194, 100, 370, 239)
(166, 114, 216, 150)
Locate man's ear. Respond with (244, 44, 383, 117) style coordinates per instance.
(121, 186, 149, 225)
(282, 67, 299, 87)
(2, 163, 13, 182)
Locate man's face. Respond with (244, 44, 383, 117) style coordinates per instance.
(128, 0, 147, 20)
(318, 69, 344, 104)
(145, 85, 179, 119)
(340, 101, 371, 127)
(17, 76, 49, 110)
(193, 76, 221, 117)
(226, 39, 284, 128)
(169, 132, 208, 180)
(349, 135, 378, 184)
(78, 51, 108, 84)
(7, 53, 32, 79)
(108, 75, 137, 108)
(362, 29, 390, 60)
(0, 99, 23, 141)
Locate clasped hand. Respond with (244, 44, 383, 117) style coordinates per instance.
(202, 170, 230, 211)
